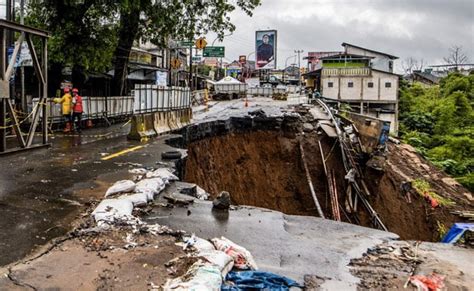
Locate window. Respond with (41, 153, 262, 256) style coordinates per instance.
(389, 61, 393, 71)
(328, 82, 333, 88)
(385, 82, 392, 88)
(348, 81, 354, 88)
(368, 82, 374, 88)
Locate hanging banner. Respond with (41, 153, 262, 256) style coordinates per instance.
(255, 30, 277, 70)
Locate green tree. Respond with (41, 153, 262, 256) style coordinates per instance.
(111, 0, 260, 95)
(27, 0, 261, 94)
(27, 0, 118, 91)
(400, 73, 474, 191)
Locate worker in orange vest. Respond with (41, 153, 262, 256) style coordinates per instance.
(71, 88, 83, 133)
(53, 87, 72, 133)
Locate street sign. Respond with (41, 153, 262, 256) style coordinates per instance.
(171, 58, 181, 69)
(178, 40, 194, 47)
(195, 37, 207, 49)
(203, 46, 225, 57)
(192, 56, 202, 62)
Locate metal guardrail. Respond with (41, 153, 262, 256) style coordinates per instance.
(132, 84, 191, 114)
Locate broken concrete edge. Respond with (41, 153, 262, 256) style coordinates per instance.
(180, 113, 303, 145)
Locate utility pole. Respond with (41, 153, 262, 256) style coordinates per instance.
(294, 49, 304, 89)
(20, 0, 25, 111)
(189, 45, 192, 90)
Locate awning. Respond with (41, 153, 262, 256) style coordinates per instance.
(302, 69, 322, 78)
(129, 62, 166, 72)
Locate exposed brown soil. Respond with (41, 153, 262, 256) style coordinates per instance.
(363, 143, 473, 241)
(0, 227, 185, 291)
(184, 130, 344, 217)
(184, 129, 473, 242)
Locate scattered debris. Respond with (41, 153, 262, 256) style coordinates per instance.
(451, 210, 474, 221)
(302, 123, 314, 132)
(145, 168, 179, 182)
(409, 273, 445, 291)
(440, 223, 474, 243)
(163, 192, 195, 205)
(248, 109, 266, 118)
(213, 191, 231, 210)
(211, 236, 258, 270)
(129, 168, 148, 175)
(222, 271, 302, 290)
(179, 184, 209, 200)
(303, 274, 327, 289)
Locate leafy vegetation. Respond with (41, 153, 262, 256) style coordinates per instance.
(436, 220, 448, 240)
(26, 0, 261, 94)
(399, 73, 474, 191)
(412, 179, 456, 206)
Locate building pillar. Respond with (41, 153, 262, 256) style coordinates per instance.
(337, 77, 341, 99)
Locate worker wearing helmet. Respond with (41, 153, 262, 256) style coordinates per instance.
(53, 87, 72, 133)
(71, 88, 83, 133)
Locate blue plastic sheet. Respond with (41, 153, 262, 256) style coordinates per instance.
(441, 223, 474, 243)
(222, 271, 302, 290)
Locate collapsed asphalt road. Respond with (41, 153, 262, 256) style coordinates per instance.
(0, 123, 182, 266)
(145, 195, 398, 289)
(1, 98, 472, 290)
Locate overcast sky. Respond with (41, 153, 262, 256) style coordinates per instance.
(207, 0, 474, 72)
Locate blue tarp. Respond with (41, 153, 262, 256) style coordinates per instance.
(441, 223, 474, 243)
(222, 271, 302, 290)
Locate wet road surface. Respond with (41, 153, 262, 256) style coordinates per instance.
(0, 123, 180, 266)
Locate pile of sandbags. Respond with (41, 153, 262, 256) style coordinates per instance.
(163, 236, 258, 290)
(92, 168, 177, 225)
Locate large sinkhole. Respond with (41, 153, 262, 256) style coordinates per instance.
(185, 130, 341, 217)
(180, 115, 455, 242)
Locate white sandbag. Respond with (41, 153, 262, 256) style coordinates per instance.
(211, 236, 258, 270)
(92, 199, 134, 223)
(195, 186, 209, 200)
(105, 180, 135, 198)
(163, 261, 222, 291)
(146, 168, 179, 182)
(193, 237, 216, 253)
(135, 178, 166, 200)
(199, 250, 234, 278)
(128, 168, 148, 175)
(119, 193, 149, 207)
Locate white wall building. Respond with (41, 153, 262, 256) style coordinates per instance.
(306, 43, 401, 134)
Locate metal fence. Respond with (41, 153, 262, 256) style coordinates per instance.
(34, 95, 134, 123)
(247, 87, 286, 97)
(214, 84, 247, 94)
(34, 85, 191, 123)
(132, 84, 191, 114)
(214, 84, 288, 97)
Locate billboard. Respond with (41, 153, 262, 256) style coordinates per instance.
(255, 30, 277, 70)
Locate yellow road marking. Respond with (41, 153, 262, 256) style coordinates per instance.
(101, 145, 144, 161)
